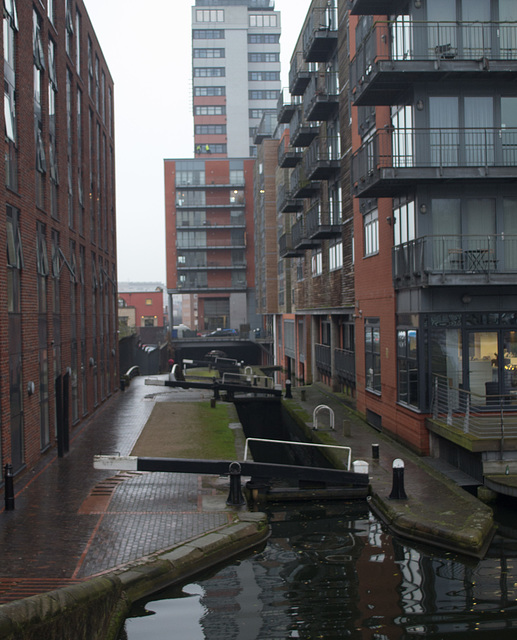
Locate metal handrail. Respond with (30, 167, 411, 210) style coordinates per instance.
(243, 437, 352, 470)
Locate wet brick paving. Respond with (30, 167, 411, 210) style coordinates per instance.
(0, 377, 230, 599)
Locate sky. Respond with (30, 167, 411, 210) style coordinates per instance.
(83, 0, 313, 284)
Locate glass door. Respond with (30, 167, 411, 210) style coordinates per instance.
(467, 331, 499, 403)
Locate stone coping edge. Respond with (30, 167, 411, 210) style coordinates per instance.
(368, 493, 496, 559)
(0, 511, 270, 640)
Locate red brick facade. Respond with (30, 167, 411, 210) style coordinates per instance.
(1, 0, 117, 473)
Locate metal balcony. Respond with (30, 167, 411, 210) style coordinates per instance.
(279, 232, 303, 258)
(289, 51, 312, 96)
(254, 110, 277, 144)
(277, 184, 303, 213)
(303, 72, 339, 122)
(352, 127, 517, 198)
(290, 106, 319, 147)
(392, 235, 517, 289)
(305, 201, 342, 240)
(277, 89, 300, 124)
(304, 137, 340, 180)
(278, 139, 302, 168)
(292, 217, 319, 250)
(351, 21, 517, 106)
(302, 1, 338, 63)
(349, 0, 409, 15)
(290, 164, 320, 199)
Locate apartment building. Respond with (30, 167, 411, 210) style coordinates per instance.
(164, 157, 257, 332)
(350, 0, 517, 470)
(262, 0, 356, 389)
(192, 0, 281, 158)
(1, 0, 117, 473)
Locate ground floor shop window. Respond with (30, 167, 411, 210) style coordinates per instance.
(365, 318, 381, 392)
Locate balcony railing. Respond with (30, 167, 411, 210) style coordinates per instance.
(392, 235, 517, 288)
(292, 217, 318, 250)
(278, 141, 302, 169)
(351, 21, 517, 102)
(315, 343, 331, 374)
(306, 201, 342, 239)
(303, 72, 339, 122)
(302, 1, 338, 63)
(352, 127, 517, 196)
(254, 110, 277, 144)
(431, 375, 517, 441)
(290, 106, 319, 147)
(305, 136, 340, 180)
(335, 348, 355, 384)
(277, 182, 303, 213)
(279, 232, 303, 258)
(290, 163, 320, 199)
(277, 89, 300, 124)
(289, 51, 312, 96)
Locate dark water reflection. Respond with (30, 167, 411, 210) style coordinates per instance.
(119, 500, 517, 639)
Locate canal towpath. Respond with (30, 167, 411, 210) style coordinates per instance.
(0, 374, 494, 606)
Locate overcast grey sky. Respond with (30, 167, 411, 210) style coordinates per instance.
(84, 0, 312, 283)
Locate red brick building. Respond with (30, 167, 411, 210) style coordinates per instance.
(1, 0, 117, 473)
(118, 290, 165, 329)
(164, 158, 257, 333)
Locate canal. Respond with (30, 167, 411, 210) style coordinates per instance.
(117, 497, 517, 639)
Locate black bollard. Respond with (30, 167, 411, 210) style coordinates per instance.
(227, 462, 245, 506)
(285, 379, 292, 399)
(4, 464, 14, 511)
(389, 458, 407, 500)
(372, 443, 379, 460)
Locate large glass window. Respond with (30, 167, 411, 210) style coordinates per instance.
(194, 86, 225, 96)
(193, 48, 225, 58)
(365, 319, 381, 393)
(196, 9, 224, 22)
(398, 329, 419, 407)
(393, 201, 415, 246)
(193, 29, 224, 39)
(248, 52, 279, 62)
(194, 67, 225, 77)
(249, 14, 277, 27)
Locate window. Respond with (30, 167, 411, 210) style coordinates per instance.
(194, 86, 225, 97)
(393, 200, 415, 246)
(194, 67, 225, 77)
(365, 319, 381, 393)
(195, 124, 226, 135)
(311, 248, 322, 276)
(75, 11, 81, 73)
(249, 90, 279, 100)
(364, 209, 378, 256)
(249, 14, 277, 27)
(397, 328, 419, 407)
(248, 52, 279, 62)
(249, 71, 280, 81)
(4, 2, 17, 189)
(249, 109, 264, 119)
(194, 105, 226, 116)
(195, 143, 227, 154)
(65, 0, 74, 58)
(193, 48, 225, 58)
(248, 34, 280, 44)
(329, 240, 343, 271)
(196, 9, 224, 22)
(193, 29, 224, 39)
(145, 298, 152, 306)
(7, 205, 23, 313)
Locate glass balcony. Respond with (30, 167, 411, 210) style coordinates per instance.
(352, 127, 517, 197)
(303, 72, 339, 122)
(254, 110, 277, 144)
(302, 1, 338, 63)
(304, 137, 340, 180)
(392, 234, 517, 288)
(351, 20, 517, 106)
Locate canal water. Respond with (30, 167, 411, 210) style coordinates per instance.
(117, 498, 517, 639)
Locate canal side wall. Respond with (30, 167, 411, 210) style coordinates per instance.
(0, 513, 269, 640)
